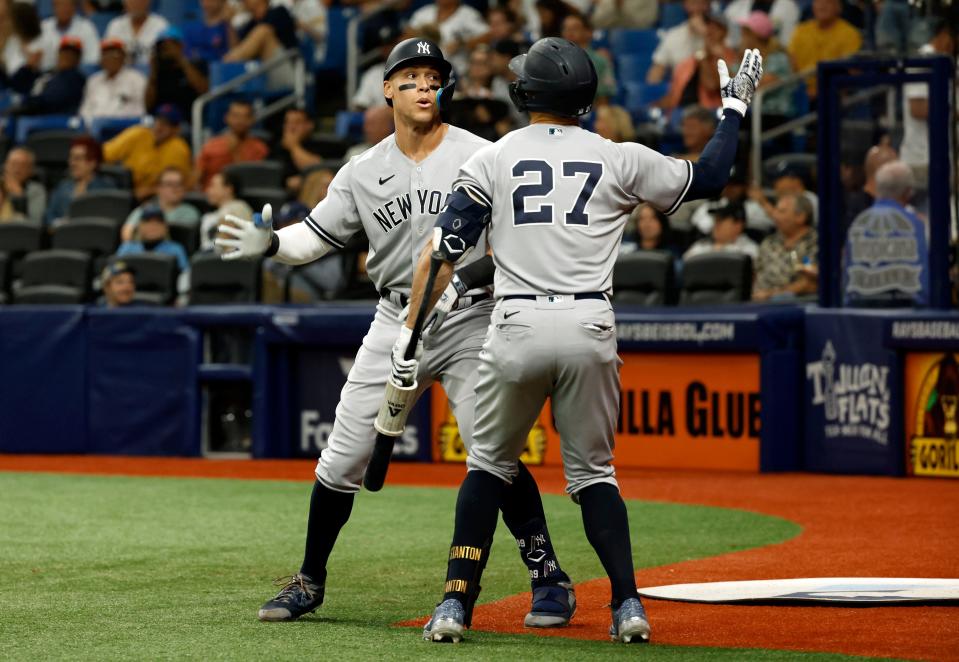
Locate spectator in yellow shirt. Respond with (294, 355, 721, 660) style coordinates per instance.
(103, 104, 192, 201)
(788, 0, 861, 99)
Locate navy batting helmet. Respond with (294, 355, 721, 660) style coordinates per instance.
(508, 38, 597, 118)
(383, 38, 456, 109)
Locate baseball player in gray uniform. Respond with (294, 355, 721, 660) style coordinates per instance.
(216, 38, 576, 628)
(406, 38, 763, 643)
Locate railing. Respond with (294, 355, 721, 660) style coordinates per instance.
(345, 1, 405, 103)
(191, 49, 306, 155)
(749, 66, 899, 187)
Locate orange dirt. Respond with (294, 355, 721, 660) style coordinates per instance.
(2, 455, 957, 661)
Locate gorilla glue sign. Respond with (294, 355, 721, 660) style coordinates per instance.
(431, 353, 760, 471)
(905, 353, 959, 478)
(598, 353, 760, 471)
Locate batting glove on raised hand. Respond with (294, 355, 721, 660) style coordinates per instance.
(718, 48, 763, 117)
(390, 325, 423, 386)
(215, 203, 274, 260)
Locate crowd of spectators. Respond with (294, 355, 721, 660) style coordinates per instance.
(0, 0, 953, 308)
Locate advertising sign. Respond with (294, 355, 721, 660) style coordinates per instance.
(904, 353, 959, 478)
(295, 348, 430, 461)
(804, 312, 901, 475)
(432, 353, 761, 471)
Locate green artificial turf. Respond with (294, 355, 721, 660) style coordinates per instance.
(0, 472, 877, 661)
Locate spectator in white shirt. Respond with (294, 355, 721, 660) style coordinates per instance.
(2, 1, 43, 78)
(647, 0, 709, 83)
(405, 0, 488, 72)
(683, 203, 760, 260)
(104, 0, 169, 67)
(39, 0, 99, 71)
(79, 38, 147, 125)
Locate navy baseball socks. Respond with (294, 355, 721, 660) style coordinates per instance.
(503, 464, 575, 627)
(578, 482, 650, 643)
(258, 480, 354, 621)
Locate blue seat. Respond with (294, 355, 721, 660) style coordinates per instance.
(616, 54, 654, 85)
(209, 61, 267, 94)
(608, 29, 659, 56)
(622, 82, 668, 109)
(80, 63, 100, 77)
(157, 0, 201, 25)
(90, 12, 118, 37)
(335, 111, 365, 142)
(316, 6, 356, 71)
(89, 117, 141, 143)
(14, 115, 84, 144)
(35, 0, 53, 19)
(659, 3, 687, 29)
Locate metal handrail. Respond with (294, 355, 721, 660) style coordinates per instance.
(191, 49, 306, 155)
(346, 0, 405, 103)
(750, 66, 814, 187)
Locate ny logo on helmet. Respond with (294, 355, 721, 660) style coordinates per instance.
(417, 41, 431, 55)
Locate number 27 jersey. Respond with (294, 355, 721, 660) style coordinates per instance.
(455, 124, 692, 297)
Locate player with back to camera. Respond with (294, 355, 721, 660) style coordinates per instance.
(406, 37, 763, 643)
(215, 38, 577, 629)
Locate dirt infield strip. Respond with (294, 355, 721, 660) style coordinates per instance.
(2, 455, 957, 661)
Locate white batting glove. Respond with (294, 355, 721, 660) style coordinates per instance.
(390, 325, 423, 386)
(428, 273, 468, 335)
(718, 49, 763, 117)
(215, 203, 274, 260)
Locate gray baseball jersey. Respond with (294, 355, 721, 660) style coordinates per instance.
(305, 124, 490, 296)
(454, 124, 690, 297)
(451, 123, 691, 495)
(290, 125, 494, 492)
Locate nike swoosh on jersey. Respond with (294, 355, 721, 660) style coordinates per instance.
(379, 174, 396, 185)
(503, 310, 520, 319)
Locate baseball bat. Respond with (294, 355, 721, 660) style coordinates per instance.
(363, 251, 445, 491)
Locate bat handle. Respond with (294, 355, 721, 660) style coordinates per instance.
(364, 435, 394, 491)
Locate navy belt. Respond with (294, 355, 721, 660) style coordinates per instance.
(503, 292, 608, 301)
(381, 288, 492, 310)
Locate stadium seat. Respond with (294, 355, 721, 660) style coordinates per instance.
(613, 250, 676, 306)
(98, 163, 133, 190)
(223, 161, 285, 191)
(209, 62, 267, 95)
(168, 222, 200, 257)
(157, 0, 201, 24)
(608, 29, 659, 56)
(679, 253, 753, 305)
(659, 2, 687, 29)
(13, 249, 92, 304)
(616, 54, 654, 85)
(26, 129, 87, 188)
(51, 218, 120, 271)
(622, 81, 669, 108)
(243, 187, 288, 213)
(110, 253, 178, 305)
(14, 115, 83, 144)
(0, 223, 44, 278)
(0, 251, 9, 303)
(183, 191, 214, 215)
(90, 11, 118, 37)
(68, 190, 134, 223)
(188, 253, 262, 304)
(316, 6, 355, 71)
(335, 111, 365, 142)
(89, 117, 140, 143)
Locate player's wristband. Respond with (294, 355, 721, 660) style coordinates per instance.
(263, 232, 280, 257)
(721, 97, 748, 117)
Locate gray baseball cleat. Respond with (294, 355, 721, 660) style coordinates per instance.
(609, 597, 651, 643)
(257, 573, 324, 622)
(423, 598, 466, 643)
(524, 581, 577, 627)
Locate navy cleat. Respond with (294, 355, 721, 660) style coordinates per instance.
(524, 581, 576, 627)
(423, 598, 466, 643)
(257, 573, 324, 622)
(609, 597, 651, 643)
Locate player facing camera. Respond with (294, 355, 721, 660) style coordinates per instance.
(382, 38, 456, 126)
